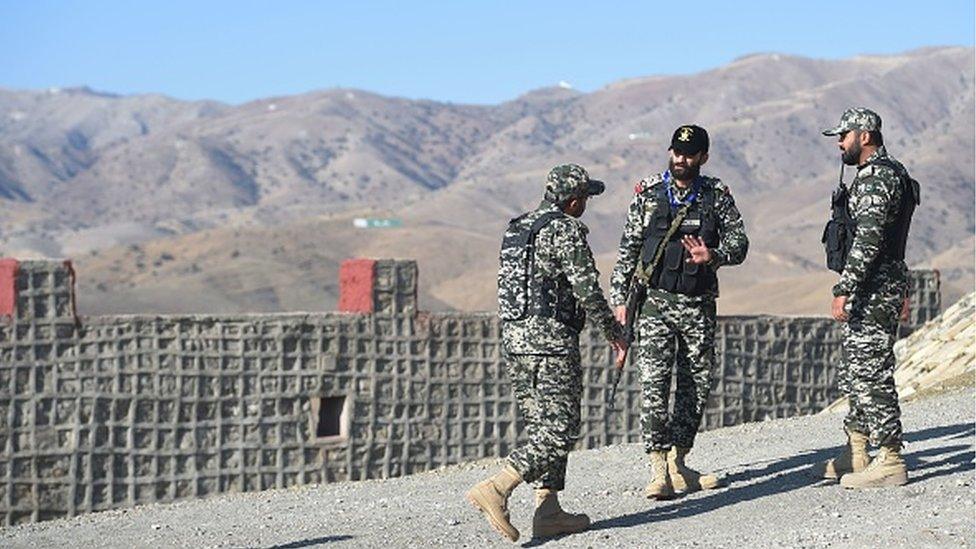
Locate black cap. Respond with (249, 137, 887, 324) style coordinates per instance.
(669, 125, 709, 155)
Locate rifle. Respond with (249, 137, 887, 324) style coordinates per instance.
(608, 367, 623, 411)
(623, 280, 647, 345)
(608, 279, 645, 411)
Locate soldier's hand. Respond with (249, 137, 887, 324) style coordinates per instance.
(610, 338, 628, 369)
(900, 296, 910, 322)
(610, 337, 629, 352)
(831, 295, 849, 322)
(614, 305, 628, 325)
(681, 235, 712, 264)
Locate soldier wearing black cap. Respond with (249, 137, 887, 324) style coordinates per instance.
(610, 125, 749, 500)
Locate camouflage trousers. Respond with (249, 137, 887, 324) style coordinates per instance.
(505, 351, 583, 491)
(636, 289, 717, 452)
(840, 270, 906, 447)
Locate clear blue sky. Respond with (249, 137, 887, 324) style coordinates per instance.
(1, 1, 973, 105)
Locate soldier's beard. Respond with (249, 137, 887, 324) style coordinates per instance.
(669, 159, 701, 181)
(842, 141, 861, 166)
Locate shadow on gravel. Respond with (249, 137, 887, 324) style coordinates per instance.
(904, 422, 974, 444)
(588, 421, 975, 533)
(903, 422, 975, 484)
(265, 534, 354, 548)
(909, 450, 975, 483)
(587, 445, 837, 532)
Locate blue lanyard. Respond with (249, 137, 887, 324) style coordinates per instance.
(662, 170, 701, 210)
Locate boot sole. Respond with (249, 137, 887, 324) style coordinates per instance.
(466, 490, 519, 542)
(840, 474, 908, 489)
(671, 486, 723, 495)
(673, 477, 724, 492)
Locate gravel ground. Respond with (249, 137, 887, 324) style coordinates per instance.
(3, 387, 973, 549)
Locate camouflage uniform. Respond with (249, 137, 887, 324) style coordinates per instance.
(824, 109, 912, 448)
(611, 172, 748, 452)
(502, 164, 623, 490)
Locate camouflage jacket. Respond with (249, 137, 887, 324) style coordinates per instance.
(501, 200, 623, 355)
(833, 147, 910, 297)
(610, 173, 749, 305)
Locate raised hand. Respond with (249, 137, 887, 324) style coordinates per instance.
(681, 235, 712, 264)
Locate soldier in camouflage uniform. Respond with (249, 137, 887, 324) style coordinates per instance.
(466, 164, 627, 541)
(816, 108, 918, 488)
(610, 125, 749, 500)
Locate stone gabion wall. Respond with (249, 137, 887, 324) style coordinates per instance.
(901, 269, 942, 337)
(0, 260, 941, 525)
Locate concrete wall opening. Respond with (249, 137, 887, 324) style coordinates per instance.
(314, 395, 349, 442)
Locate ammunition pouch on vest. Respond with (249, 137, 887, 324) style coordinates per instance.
(823, 184, 855, 273)
(640, 182, 719, 296)
(497, 209, 586, 332)
(821, 158, 920, 274)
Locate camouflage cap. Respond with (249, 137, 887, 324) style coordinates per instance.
(822, 107, 882, 136)
(545, 163, 605, 202)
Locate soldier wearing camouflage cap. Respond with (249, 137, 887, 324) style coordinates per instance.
(544, 163, 607, 202)
(816, 108, 919, 488)
(610, 124, 749, 500)
(822, 107, 883, 136)
(466, 163, 627, 541)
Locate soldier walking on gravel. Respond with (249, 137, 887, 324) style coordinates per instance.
(465, 164, 627, 542)
(610, 125, 749, 500)
(816, 108, 919, 488)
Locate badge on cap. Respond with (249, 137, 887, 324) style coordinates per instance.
(678, 127, 693, 142)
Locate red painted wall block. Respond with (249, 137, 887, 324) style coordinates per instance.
(338, 259, 376, 313)
(0, 258, 19, 317)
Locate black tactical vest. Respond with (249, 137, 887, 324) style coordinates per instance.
(640, 181, 719, 296)
(822, 159, 920, 274)
(497, 208, 586, 332)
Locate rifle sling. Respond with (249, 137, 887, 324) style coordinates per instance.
(635, 202, 693, 284)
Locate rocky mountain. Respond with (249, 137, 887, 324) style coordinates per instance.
(0, 86, 224, 200)
(0, 47, 972, 315)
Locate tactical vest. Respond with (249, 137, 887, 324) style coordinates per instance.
(822, 158, 920, 274)
(640, 181, 719, 296)
(497, 208, 586, 332)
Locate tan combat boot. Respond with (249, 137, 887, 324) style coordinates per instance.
(466, 464, 523, 541)
(668, 446, 723, 493)
(840, 445, 908, 488)
(814, 431, 870, 479)
(531, 489, 590, 538)
(644, 450, 675, 500)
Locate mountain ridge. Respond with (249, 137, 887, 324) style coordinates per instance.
(0, 46, 972, 315)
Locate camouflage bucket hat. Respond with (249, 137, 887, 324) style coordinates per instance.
(822, 107, 882, 136)
(545, 164, 605, 202)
